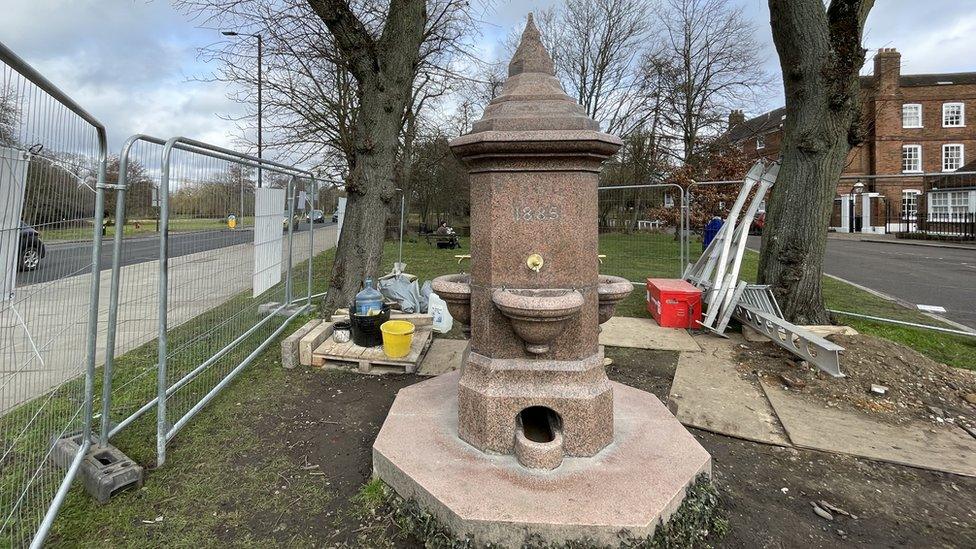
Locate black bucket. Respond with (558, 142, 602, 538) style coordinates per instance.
(350, 303, 391, 347)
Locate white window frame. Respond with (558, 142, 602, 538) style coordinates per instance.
(929, 191, 950, 218)
(942, 143, 964, 172)
(756, 135, 765, 150)
(949, 191, 971, 220)
(901, 189, 920, 220)
(942, 102, 965, 127)
(902, 103, 922, 128)
(902, 144, 922, 173)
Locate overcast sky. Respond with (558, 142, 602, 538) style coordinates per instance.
(2, 0, 975, 158)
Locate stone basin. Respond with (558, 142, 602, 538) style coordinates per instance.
(491, 288, 584, 355)
(431, 273, 472, 326)
(597, 275, 634, 324)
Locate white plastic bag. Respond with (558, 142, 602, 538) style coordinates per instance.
(428, 292, 454, 333)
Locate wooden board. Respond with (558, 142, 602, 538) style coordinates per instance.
(282, 319, 322, 369)
(299, 322, 334, 366)
(761, 379, 976, 477)
(311, 328, 433, 374)
(599, 316, 701, 352)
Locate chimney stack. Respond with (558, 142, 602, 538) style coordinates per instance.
(728, 109, 745, 129)
(874, 48, 901, 94)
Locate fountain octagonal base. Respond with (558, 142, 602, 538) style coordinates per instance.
(372, 370, 712, 547)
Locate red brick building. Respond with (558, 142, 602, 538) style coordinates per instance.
(725, 48, 976, 228)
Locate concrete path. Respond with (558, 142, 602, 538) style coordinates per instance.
(1, 225, 336, 414)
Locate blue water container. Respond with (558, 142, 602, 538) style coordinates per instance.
(703, 217, 724, 250)
(355, 278, 384, 315)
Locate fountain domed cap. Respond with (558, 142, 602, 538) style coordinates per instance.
(452, 13, 618, 141)
(508, 13, 555, 77)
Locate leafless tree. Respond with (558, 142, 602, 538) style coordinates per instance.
(526, 0, 663, 138)
(758, 0, 875, 324)
(656, 0, 771, 163)
(0, 86, 18, 146)
(176, 0, 485, 312)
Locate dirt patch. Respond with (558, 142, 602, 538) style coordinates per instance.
(246, 368, 422, 546)
(612, 349, 976, 549)
(603, 346, 678, 401)
(736, 333, 976, 430)
(58, 341, 975, 547)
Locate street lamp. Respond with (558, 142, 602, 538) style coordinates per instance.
(849, 181, 865, 233)
(221, 30, 263, 188)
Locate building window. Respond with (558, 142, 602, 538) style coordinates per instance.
(942, 143, 964, 172)
(901, 190, 920, 220)
(929, 190, 973, 221)
(950, 191, 970, 220)
(942, 102, 965, 127)
(663, 193, 674, 208)
(902, 104, 922, 128)
(902, 144, 922, 173)
(756, 135, 766, 150)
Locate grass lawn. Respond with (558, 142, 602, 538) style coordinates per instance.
(38, 217, 255, 243)
(373, 234, 975, 370)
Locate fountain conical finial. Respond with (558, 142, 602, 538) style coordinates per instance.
(508, 13, 556, 77)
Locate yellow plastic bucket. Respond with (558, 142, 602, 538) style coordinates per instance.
(380, 320, 415, 358)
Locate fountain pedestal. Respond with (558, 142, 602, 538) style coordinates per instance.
(373, 371, 711, 546)
(372, 14, 711, 545)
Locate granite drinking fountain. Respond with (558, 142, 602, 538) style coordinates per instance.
(374, 15, 711, 546)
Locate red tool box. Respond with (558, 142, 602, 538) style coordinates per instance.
(646, 278, 702, 329)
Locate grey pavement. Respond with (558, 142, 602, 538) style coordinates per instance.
(748, 236, 976, 329)
(1, 224, 337, 414)
(17, 222, 330, 286)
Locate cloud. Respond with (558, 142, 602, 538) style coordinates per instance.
(1, 0, 243, 152)
(3, 0, 973, 155)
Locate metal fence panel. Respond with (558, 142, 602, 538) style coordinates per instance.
(0, 41, 106, 548)
(153, 138, 318, 466)
(597, 184, 686, 282)
(98, 135, 167, 444)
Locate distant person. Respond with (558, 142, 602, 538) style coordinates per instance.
(435, 221, 453, 236)
(434, 221, 460, 249)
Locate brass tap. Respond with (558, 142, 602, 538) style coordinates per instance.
(526, 253, 544, 272)
(455, 254, 471, 265)
(598, 254, 606, 265)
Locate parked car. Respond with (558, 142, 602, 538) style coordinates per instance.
(18, 223, 46, 271)
(331, 211, 339, 223)
(308, 209, 326, 223)
(749, 212, 766, 235)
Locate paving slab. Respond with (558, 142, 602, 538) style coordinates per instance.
(760, 380, 976, 477)
(417, 338, 468, 376)
(668, 336, 791, 446)
(599, 316, 700, 352)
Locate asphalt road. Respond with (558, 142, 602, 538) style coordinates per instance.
(747, 236, 976, 329)
(18, 221, 333, 287)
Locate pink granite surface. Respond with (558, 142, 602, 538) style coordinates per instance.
(447, 13, 626, 458)
(373, 371, 712, 546)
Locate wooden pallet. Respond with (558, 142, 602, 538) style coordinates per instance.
(310, 327, 433, 374)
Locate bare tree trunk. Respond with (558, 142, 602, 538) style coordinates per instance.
(310, 0, 428, 314)
(758, 0, 874, 324)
